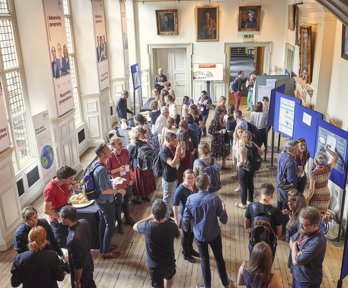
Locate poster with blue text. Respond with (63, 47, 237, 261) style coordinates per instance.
(92, 0, 109, 91)
(43, 0, 74, 117)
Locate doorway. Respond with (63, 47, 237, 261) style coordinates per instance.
(225, 42, 271, 103)
(148, 44, 193, 104)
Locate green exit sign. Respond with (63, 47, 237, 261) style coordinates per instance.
(243, 34, 254, 42)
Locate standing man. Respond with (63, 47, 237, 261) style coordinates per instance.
(277, 140, 301, 234)
(13, 206, 63, 257)
(93, 143, 126, 259)
(60, 205, 96, 288)
(115, 90, 133, 122)
(133, 199, 180, 288)
(183, 174, 230, 288)
(154, 106, 169, 135)
(43, 166, 77, 248)
(160, 132, 183, 219)
(197, 90, 212, 137)
(289, 206, 326, 288)
(244, 183, 282, 257)
(172, 169, 200, 263)
(155, 67, 168, 93)
(234, 109, 248, 131)
(229, 71, 247, 110)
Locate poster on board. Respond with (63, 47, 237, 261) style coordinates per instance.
(278, 97, 296, 137)
(32, 111, 56, 184)
(131, 64, 141, 90)
(0, 81, 10, 153)
(92, 0, 109, 91)
(193, 64, 224, 81)
(43, 0, 74, 117)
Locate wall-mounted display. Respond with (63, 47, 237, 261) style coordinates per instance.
(299, 25, 313, 84)
(156, 9, 178, 35)
(193, 64, 223, 81)
(342, 24, 348, 60)
(238, 6, 261, 32)
(195, 6, 219, 41)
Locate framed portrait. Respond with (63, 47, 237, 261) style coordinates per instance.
(156, 9, 178, 35)
(195, 6, 219, 42)
(238, 6, 261, 32)
(299, 26, 313, 84)
(342, 24, 348, 60)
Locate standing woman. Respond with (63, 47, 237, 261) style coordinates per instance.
(128, 127, 156, 204)
(193, 143, 217, 177)
(296, 138, 310, 193)
(308, 145, 338, 214)
(249, 102, 268, 149)
(177, 120, 195, 184)
(208, 108, 229, 169)
(188, 104, 204, 130)
(236, 131, 262, 208)
(11, 226, 65, 288)
(218, 96, 227, 114)
(182, 96, 190, 120)
(246, 71, 256, 111)
(237, 242, 282, 288)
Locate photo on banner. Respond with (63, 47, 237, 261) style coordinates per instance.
(43, 0, 74, 117)
(32, 111, 56, 184)
(0, 81, 10, 152)
(92, 0, 109, 91)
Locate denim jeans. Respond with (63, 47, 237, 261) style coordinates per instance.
(195, 234, 229, 288)
(292, 277, 320, 288)
(202, 113, 209, 135)
(162, 179, 177, 218)
(237, 167, 254, 205)
(50, 220, 68, 248)
(96, 201, 115, 253)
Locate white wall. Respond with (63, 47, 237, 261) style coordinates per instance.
(136, 0, 287, 74)
(327, 20, 348, 129)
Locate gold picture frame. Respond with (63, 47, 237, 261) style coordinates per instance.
(342, 24, 348, 60)
(299, 25, 313, 84)
(238, 6, 261, 32)
(156, 9, 178, 36)
(195, 6, 219, 42)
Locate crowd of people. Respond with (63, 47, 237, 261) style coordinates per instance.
(9, 68, 340, 288)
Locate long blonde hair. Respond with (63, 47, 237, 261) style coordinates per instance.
(239, 131, 252, 147)
(28, 226, 47, 252)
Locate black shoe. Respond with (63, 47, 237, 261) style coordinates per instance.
(124, 217, 135, 226)
(191, 249, 200, 258)
(184, 255, 196, 263)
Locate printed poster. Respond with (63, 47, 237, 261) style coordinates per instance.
(193, 64, 224, 81)
(43, 0, 74, 117)
(33, 111, 56, 184)
(92, 0, 110, 91)
(278, 97, 295, 137)
(0, 81, 10, 153)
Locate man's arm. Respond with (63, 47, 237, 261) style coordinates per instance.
(165, 143, 182, 168)
(133, 215, 154, 232)
(217, 198, 228, 224)
(244, 218, 251, 231)
(43, 201, 60, 220)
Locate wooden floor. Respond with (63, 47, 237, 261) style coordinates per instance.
(1, 100, 347, 288)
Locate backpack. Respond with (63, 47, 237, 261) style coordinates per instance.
(136, 144, 154, 171)
(247, 122, 259, 142)
(246, 145, 262, 172)
(82, 162, 103, 200)
(198, 158, 221, 193)
(249, 203, 277, 251)
(226, 116, 236, 132)
(153, 153, 164, 177)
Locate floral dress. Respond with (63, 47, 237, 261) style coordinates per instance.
(309, 166, 332, 213)
(208, 118, 229, 159)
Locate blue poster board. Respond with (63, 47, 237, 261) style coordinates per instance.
(131, 64, 141, 90)
(315, 119, 348, 190)
(267, 84, 285, 127)
(293, 104, 323, 157)
(273, 92, 301, 139)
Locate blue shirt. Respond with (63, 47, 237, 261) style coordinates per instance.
(172, 184, 194, 219)
(183, 190, 227, 242)
(290, 230, 326, 285)
(94, 163, 113, 204)
(277, 152, 298, 188)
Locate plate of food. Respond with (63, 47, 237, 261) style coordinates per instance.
(70, 193, 95, 208)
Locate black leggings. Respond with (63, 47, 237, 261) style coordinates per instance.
(237, 167, 255, 205)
